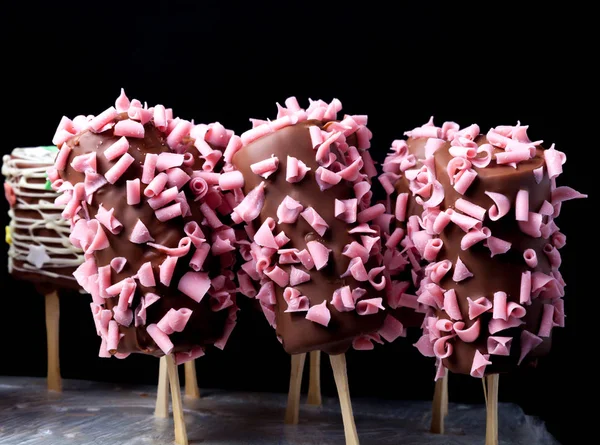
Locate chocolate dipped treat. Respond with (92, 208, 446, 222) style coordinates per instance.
(50, 90, 240, 362)
(3, 146, 83, 290)
(382, 118, 586, 378)
(231, 97, 402, 356)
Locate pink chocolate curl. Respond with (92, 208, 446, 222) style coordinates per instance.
(219, 171, 244, 191)
(443, 289, 462, 320)
(305, 300, 331, 327)
(251, 156, 280, 178)
(306, 240, 331, 270)
(452, 257, 473, 282)
(265, 265, 290, 288)
(485, 191, 511, 221)
(544, 144, 566, 179)
(114, 119, 145, 138)
(283, 287, 310, 312)
(137, 262, 156, 287)
(254, 217, 278, 249)
(178, 271, 211, 303)
(455, 198, 486, 221)
(146, 324, 174, 355)
(468, 297, 492, 320)
(142, 153, 158, 184)
(485, 236, 512, 257)
(232, 181, 265, 223)
(518, 330, 543, 365)
(104, 137, 130, 161)
(129, 219, 154, 244)
(395, 193, 409, 222)
(144, 173, 169, 198)
(518, 212, 543, 238)
(378, 315, 406, 342)
(95, 205, 123, 234)
(126, 179, 141, 205)
(289, 266, 311, 286)
(89, 107, 118, 132)
(105, 153, 135, 184)
(286, 156, 310, 183)
(301, 207, 329, 237)
(470, 350, 492, 378)
(487, 336, 512, 356)
(277, 196, 304, 224)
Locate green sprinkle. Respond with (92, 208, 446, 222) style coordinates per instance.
(44, 179, 53, 190)
(41, 145, 59, 153)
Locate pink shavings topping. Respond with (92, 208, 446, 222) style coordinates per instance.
(146, 324, 174, 355)
(136, 261, 156, 287)
(356, 298, 384, 316)
(105, 152, 135, 184)
(289, 266, 310, 286)
(470, 350, 492, 378)
(254, 217, 278, 249)
(110, 257, 127, 273)
(487, 336, 512, 356)
(218, 171, 244, 191)
(277, 196, 304, 224)
(114, 119, 145, 138)
(104, 137, 130, 161)
(232, 181, 265, 223)
(178, 271, 211, 303)
(518, 330, 543, 365)
(484, 236, 512, 257)
(300, 207, 329, 236)
(286, 156, 311, 183)
(129, 219, 154, 244)
(448, 208, 482, 232)
(544, 144, 566, 179)
(468, 297, 492, 320)
(455, 198, 486, 221)
(305, 300, 331, 327)
(71, 152, 97, 173)
(142, 153, 158, 184)
(156, 153, 184, 172)
(264, 265, 290, 288)
(283, 287, 309, 312)
(306, 240, 331, 270)
(95, 205, 123, 234)
(89, 107, 118, 133)
(443, 289, 462, 320)
(518, 212, 543, 237)
(453, 319, 481, 342)
(452, 257, 473, 282)
(251, 156, 280, 179)
(515, 190, 530, 222)
(378, 315, 406, 342)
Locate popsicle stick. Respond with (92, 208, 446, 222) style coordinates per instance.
(307, 350, 322, 406)
(485, 374, 499, 445)
(184, 360, 200, 399)
(44, 290, 61, 392)
(285, 353, 306, 424)
(166, 354, 188, 445)
(430, 375, 446, 434)
(329, 353, 360, 445)
(155, 356, 169, 418)
(442, 372, 449, 417)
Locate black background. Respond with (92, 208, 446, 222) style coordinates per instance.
(0, 1, 593, 444)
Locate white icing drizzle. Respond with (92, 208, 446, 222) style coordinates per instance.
(2, 147, 83, 282)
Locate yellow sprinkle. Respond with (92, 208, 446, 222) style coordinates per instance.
(5, 226, 11, 245)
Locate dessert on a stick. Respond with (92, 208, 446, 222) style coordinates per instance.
(382, 118, 586, 444)
(231, 97, 401, 444)
(51, 89, 240, 444)
(3, 145, 84, 391)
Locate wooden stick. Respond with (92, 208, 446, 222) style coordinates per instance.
(285, 353, 306, 425)
(44, 291, 61, 392)
(430, 375, 446, 434)
(184, 360, 200, 399)
(154, 356, 169, 418)
(329, 353, 360, 445)
(307, 350, 322, 406)
(442, 372, 449, 417)
(166, 354, 188, 445)
(485, 374, 499, 445)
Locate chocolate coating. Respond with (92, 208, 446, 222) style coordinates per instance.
(61, 122, 230, 356)
(233, 121, 385, 355)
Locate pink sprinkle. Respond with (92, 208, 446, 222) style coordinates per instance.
(178, 271, 211, 303)
(114, 119, 145, 138)
(453, 168, 477, 195)
(518, 330, 543, 365)
(306, 240, 331, 270)
(301, 207, 329, 237)
(105, 152, 134, 184)
(156, 153, 185, 172)
(448, 208, 481, 232)
(533, 166, 544, 184)
(159, 256, 178, 286)
(277, 196, 304, 224)
(129, 219, 154, 244)
(254, 217, 278, 249)
(104, 137, 130, 161)
(144, 172, 169, 198)
(485, 236, 512, 257)
(251, 156, 280, 179)
(452, 257, 473, 282)
(305, 300, 331, 327)
(455, 198, 486, 221)
(515, 190, 529, 221)
(289, 266, 311, 286)
(395, 193, 409, 222)
(90, 107, 118, 132)
(357, 203, 386, 224)
(142, 153, 158, 184)
(232, 181, 265, 223)
(265, 265, 290, 288)
(110, 257, 127, 273)
(470, 350, 491, 378)
(286, 156, 311, 183)
(219, 171, 245, 190)
(146, 324, 174, 355)
(518, 212, 543, 238)
(461, 227, 491, 250)
(544, 144, 566, 179)
(126, 178, 141, 205)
